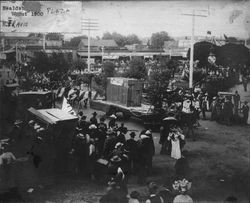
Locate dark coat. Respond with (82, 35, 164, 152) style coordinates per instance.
(125, 139, 137, 158)
(116, 133, 126, 144)
(90, 116, 98, 126)
(103, 136, 118, 158)
(108, 119, 116, 128)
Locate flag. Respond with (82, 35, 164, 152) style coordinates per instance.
(62, 97, 76, 115)
(207, 31, 211, 35)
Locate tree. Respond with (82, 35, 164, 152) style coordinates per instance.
(30, 51, 51, 72)
(111, 32, 126, 47)
(147, 63, 171, 108)
(102, 32, 126, 47)
(187, 41, 219, 68)
(50, 52, 70, 72)
(102, 32, 113, 40)
(46, 33, 63, 41)
(66, 35, 88, 47)
(96, 61, 116, 99)
(125, 34, 141, 45)
(216, 43, 249, 67)
(72, 59, 87, 71)
(125, 57, 147, 79)
(103, 61, 116, 77)
(150, 31, 173, 49)
(103, 32, 142, 47)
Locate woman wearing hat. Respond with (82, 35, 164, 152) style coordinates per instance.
(173, 179, 193, 203)
(145, 182, 164, 203)
(167, 126, 185, 160)
(136, 134, 153, 185)
(108, 114, 117, 129)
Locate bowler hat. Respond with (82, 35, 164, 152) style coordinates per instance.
(130, 132, 136, 138)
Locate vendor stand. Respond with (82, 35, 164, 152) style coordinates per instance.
(27, 107, 78, 174)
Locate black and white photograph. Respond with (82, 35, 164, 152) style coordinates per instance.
(0, 0, 250, 202)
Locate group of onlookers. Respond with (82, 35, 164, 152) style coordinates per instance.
(209, 91, 249, 125)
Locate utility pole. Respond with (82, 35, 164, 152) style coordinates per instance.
(16, 41, 20, 63)
(43, 33, 46, 51)
(182, 10, 207, 88)
(101, 46, 104, 62)
(82, 18, 99, 72)
(0, 1, 4, 52)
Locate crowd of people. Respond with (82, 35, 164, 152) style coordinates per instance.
(0, 58, 249, 202)
(63, 109, 197, 203)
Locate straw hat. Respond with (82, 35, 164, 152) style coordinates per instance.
(115, 142, 123, 149)
(110, 114, 117, 119)
(89, 124, 97, 129)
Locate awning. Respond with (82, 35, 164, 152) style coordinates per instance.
(77, 52, 102, 57)
(103, 55, 119, 59)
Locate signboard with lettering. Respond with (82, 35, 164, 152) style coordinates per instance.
(0, 1, 82, 33)
(110, 78, 124, 86)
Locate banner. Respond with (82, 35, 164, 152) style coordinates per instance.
(0, 1, 82, 33)
(110, 78, 124, 86)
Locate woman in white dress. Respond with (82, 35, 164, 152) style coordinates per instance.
(167, 127, 185, 160)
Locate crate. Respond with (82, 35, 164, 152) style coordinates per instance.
(106, 77, 142, 107)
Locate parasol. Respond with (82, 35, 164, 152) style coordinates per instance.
(163, 117, 177, 121)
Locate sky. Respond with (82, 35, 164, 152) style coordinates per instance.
(75, 1, 250, 40)
(2, 1, 250, 40)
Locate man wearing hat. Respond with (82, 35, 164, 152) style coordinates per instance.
(80, 115, 89, 134)
(234, 91, 240, 114)
(118, 123, 128, 135)
(125, 132, 138, 174)
(98, 117, 108, 132)
(70, 131, 89, 176)
(210, 97, 218, 121)
(242, 101, 249, 125)
(201, 96, 207, 120)
(90, 112, 98, 126)
(116, 130, 126, 145)
(103, 130, 118, 159)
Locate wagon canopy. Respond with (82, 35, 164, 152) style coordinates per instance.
(28, 107, 78, 125)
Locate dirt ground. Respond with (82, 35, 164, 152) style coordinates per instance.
(1, 84, 250, 203)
